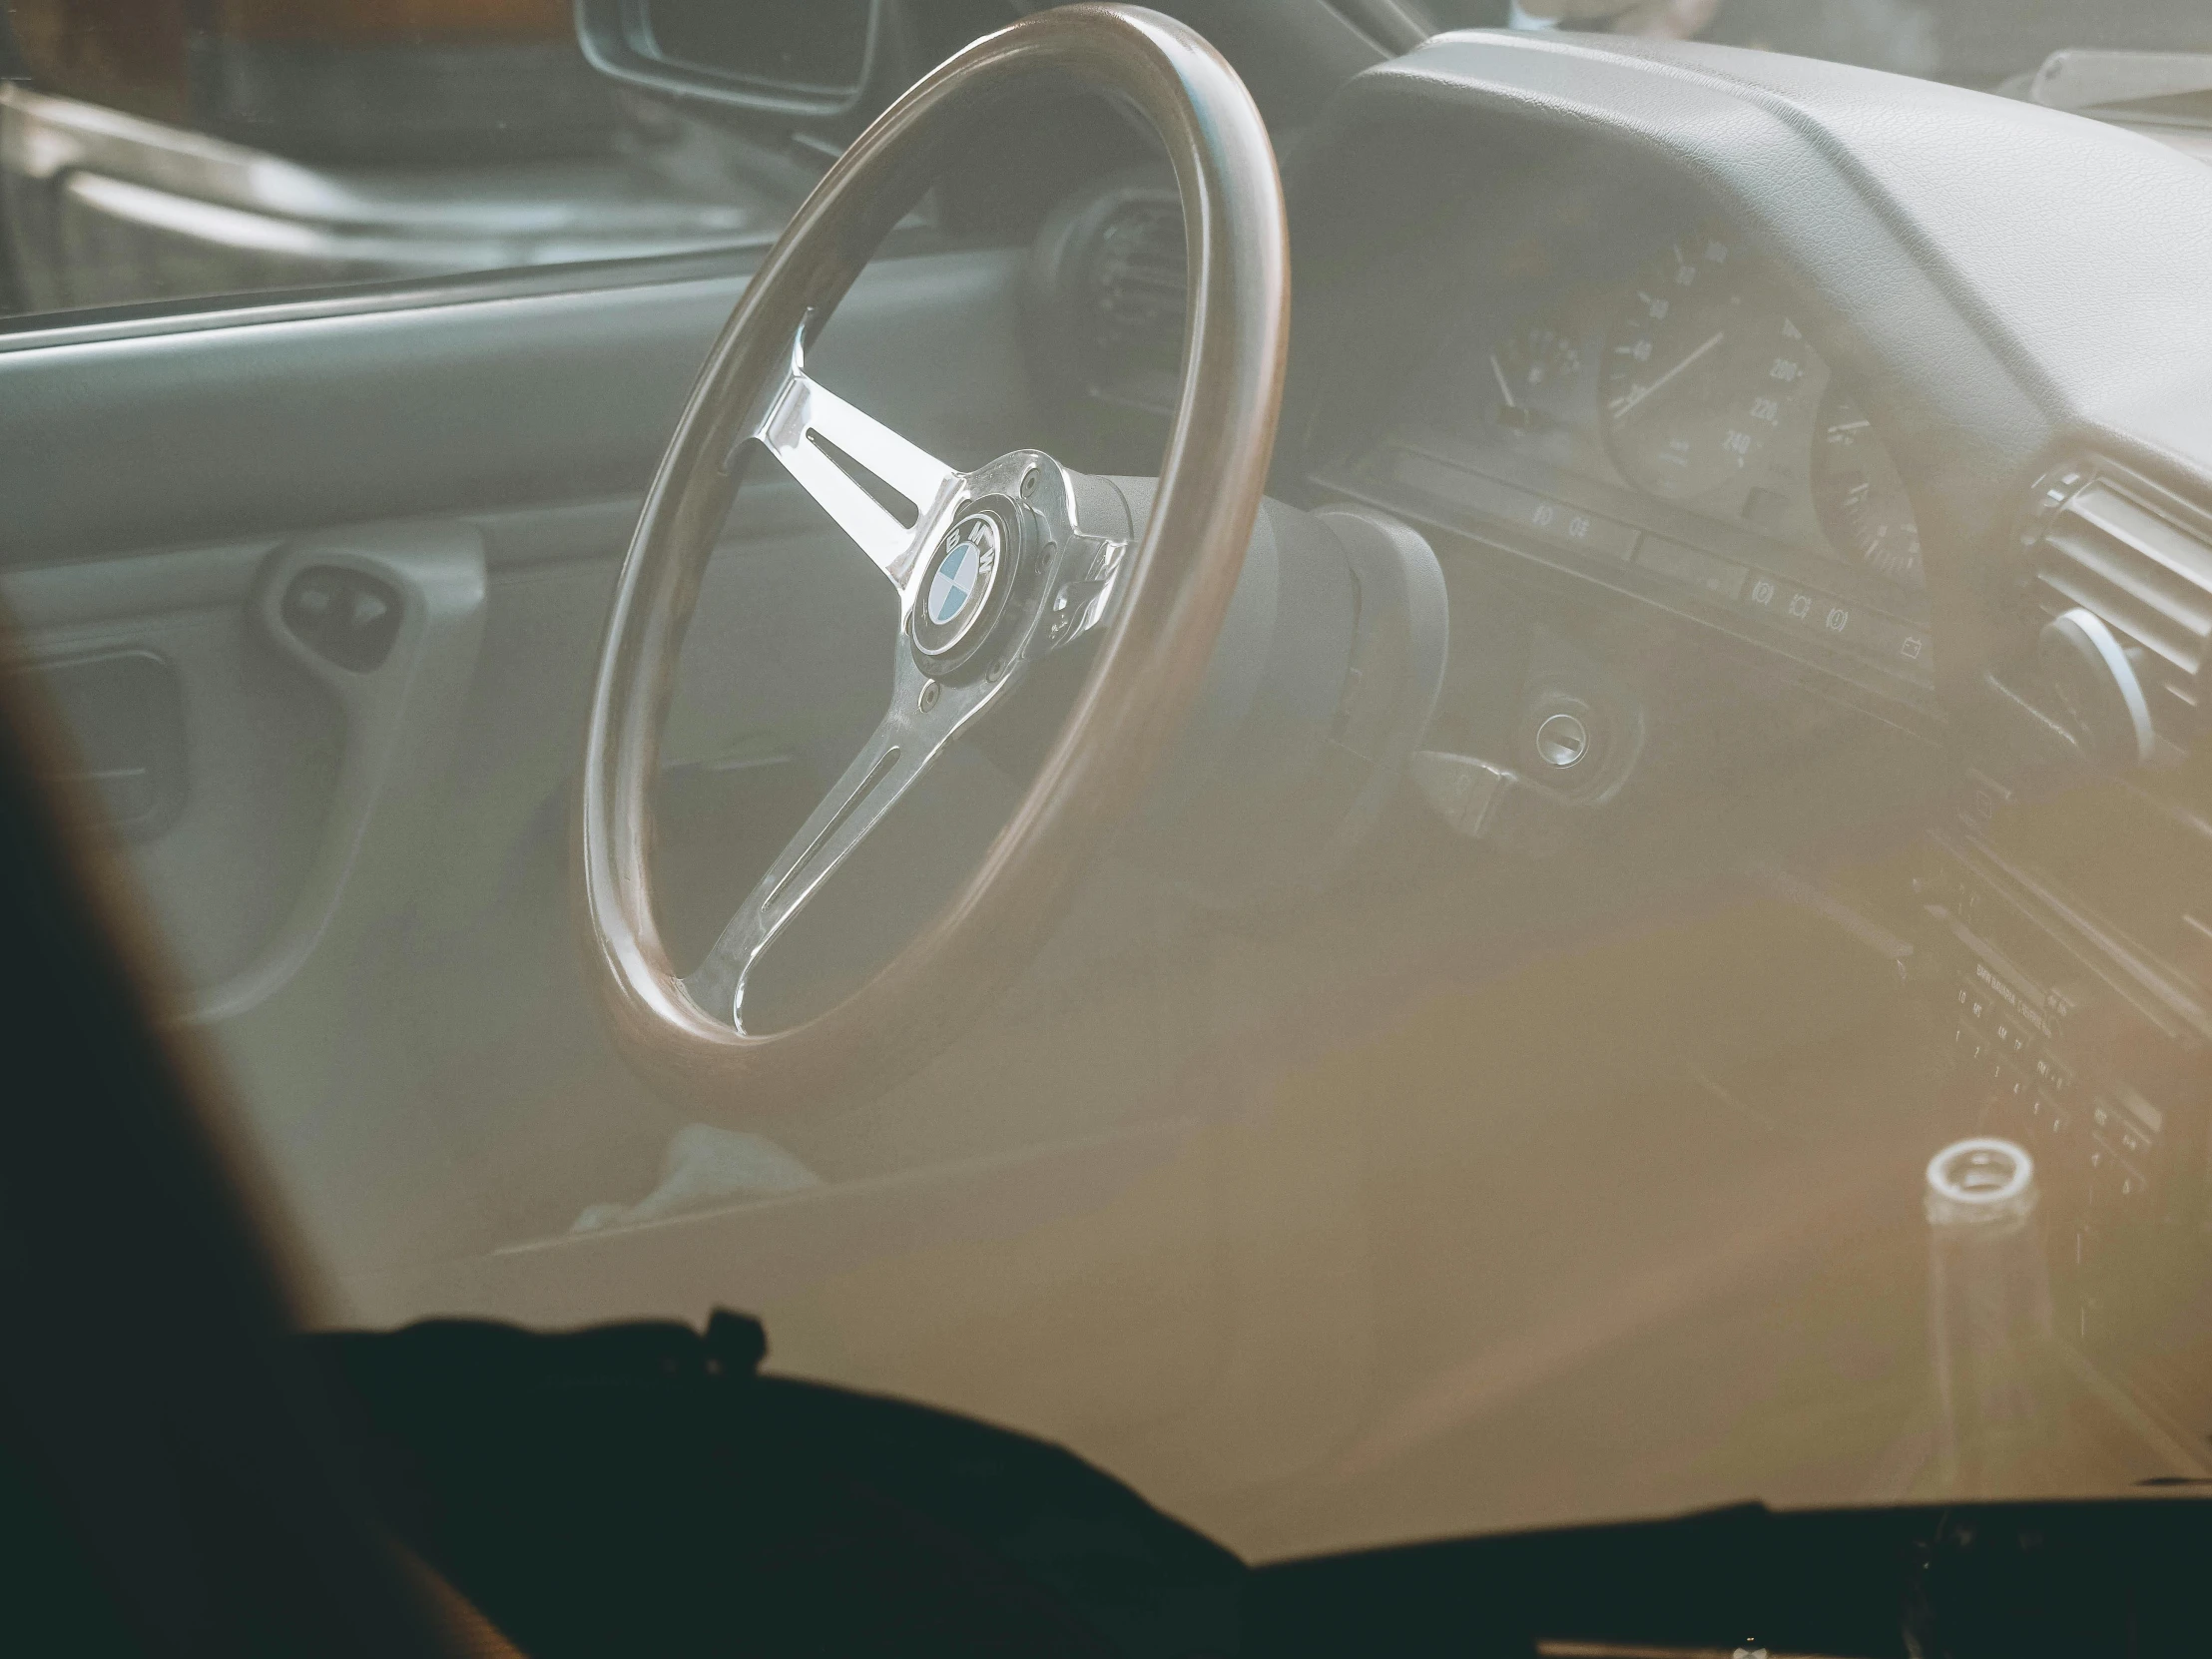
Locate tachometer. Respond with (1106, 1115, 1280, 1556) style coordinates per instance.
(1600, 234, 1817, 500)
(1813, 389, 1924, 588)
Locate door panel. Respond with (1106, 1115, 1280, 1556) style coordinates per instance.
(0, 244, 1348, 1520)
(4, 540, 341, 985)
(1, 247, 1041, 1227)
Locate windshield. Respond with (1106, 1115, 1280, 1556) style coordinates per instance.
(1423, 0, 2212, 88)
(5, 0, 2211, 1576)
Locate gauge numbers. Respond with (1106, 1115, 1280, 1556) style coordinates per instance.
(1461, 227, 1926, 598)
(1813, 390, 1924, 588)
(1489, 323, 1583, 430)
(1600, 235, 1818, 500)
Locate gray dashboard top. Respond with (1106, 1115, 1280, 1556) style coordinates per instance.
(1291, 28, 2212, 696)
(1337, 29, 2212, 465)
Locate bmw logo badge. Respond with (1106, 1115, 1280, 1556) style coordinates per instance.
(913, 509, 1004, 661)
(929, 533, 984, 627)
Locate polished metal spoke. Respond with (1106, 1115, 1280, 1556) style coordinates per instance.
(748, 327, 964, 593)
(685, 649, 1008, 1033)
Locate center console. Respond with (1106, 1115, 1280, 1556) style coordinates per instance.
(1906, 768, 2212, 1455)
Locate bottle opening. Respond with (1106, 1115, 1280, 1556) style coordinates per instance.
(1926, 1137, 2037, 1225)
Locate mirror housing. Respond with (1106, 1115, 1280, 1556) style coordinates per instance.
(574, 0, 891, 120)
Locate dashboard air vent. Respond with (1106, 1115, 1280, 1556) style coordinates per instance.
(2022, 460, 2212, 738)
(1085, 197, 1187, 408)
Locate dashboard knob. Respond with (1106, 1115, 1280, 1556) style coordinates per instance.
(2038, 606, 2155, 766)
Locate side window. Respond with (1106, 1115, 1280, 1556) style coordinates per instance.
(0, 0, 814, 320)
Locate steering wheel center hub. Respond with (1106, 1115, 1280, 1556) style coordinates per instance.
(911, 493, 1033, 677)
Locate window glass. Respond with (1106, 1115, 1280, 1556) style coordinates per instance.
(1421, 0, 2212, 83)
(0, 0, 816, 319)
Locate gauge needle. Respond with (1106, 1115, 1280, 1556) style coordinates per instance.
(1490, 351, 1518, 410)
(1609, 329, 1726, 423)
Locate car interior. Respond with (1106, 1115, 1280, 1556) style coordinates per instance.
(5, 0, 2212, 1652)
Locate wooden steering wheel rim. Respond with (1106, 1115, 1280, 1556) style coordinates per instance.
(576, 4, 1289, 1114)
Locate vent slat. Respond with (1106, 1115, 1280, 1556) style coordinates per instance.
(2040, 522, 2212, 644)
(1088, 201, 1187, 374)
(2067, 483, 2212, 591)
(2030, 466, 2212, 740)
(2025, 462, 2212, 739)
(2035, 550, 2210, 676)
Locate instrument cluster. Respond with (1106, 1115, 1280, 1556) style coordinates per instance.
(1323, 221, 1936, 693)
(1486, 226, 1923, 591)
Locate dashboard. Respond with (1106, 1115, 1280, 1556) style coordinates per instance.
(1013, 19, 2212, 1508)
(1312, 205, 1937, 700)
(1276, 28, 2212, 1467)
(1248, 30, 2212, 745)
(1042, 26, 2212, 795)
(1012, 13, 2212, 1542)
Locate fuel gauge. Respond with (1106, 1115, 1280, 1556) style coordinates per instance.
(1489, 322, 1583, 431)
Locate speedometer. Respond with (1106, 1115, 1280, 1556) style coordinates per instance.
(1600, 234, 1819, 501)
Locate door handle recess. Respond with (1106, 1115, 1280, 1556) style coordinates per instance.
(189, 524, 485, 1025)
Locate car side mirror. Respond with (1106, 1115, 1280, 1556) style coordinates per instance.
(574, 0, 892, 121)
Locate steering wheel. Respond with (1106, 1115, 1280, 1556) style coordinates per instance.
(577, 4, 1287, 1113)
